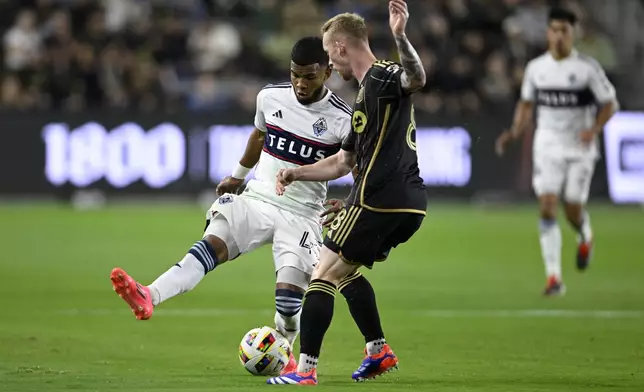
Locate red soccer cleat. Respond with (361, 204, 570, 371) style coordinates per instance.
(280, 352, 297, 376)
(110, 267, 153, 320)
(543, 275, 566, 297)
(576, 241, 593, 271)
(352, 344, 399, 381)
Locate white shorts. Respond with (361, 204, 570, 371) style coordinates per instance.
(203, 193, 321, 275)
(532, 152, 596, 203)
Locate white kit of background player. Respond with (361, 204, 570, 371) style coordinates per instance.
(497, 8, 618, 296)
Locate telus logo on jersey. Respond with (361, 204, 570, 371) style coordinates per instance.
(536, 88, 594, 108)
(264, 123, 341, 166)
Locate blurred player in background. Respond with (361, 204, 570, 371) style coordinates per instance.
(496, 8, 618, 296)
(110, 36, 356, 375)
(267, 0, 427, 385)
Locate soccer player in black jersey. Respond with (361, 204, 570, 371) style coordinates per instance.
(267, 0, 426, 385)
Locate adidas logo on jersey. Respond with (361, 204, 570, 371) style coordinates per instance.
(272, 110, 283, 119)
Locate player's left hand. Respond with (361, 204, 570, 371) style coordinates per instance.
(495, 130, 515, 157)
(580, 128, 599, 145)
(321, 199, 345, 227)
(275, 168, 297, 196)
(216, 176, 244, 196)
(389, 0, 409, 37)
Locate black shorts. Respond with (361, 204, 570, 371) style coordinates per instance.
(323, 205, 424, 268)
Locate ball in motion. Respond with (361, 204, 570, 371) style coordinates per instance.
(239, 326, 291, 376)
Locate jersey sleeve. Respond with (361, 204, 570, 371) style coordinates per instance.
(371, 61, 405, 97)
(253, 88, 267, 132)
(520, 61, 537, 102)
(337, 116, 352, 144)
(341, 130, 356, 152)
(588, 61, 617, 104)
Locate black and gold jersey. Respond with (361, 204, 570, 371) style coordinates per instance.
(343, 60, 426, 215)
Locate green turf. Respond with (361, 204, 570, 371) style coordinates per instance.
(0, 203, 643, 391)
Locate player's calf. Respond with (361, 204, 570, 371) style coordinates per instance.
(274, 286, 304, 375)
(111, 237, 225, 319)
(339, 271, 388, 356)
(274, 288, 303, 345)
(274, 267, 309, 375)
(563, 203, 594, 271)
(537, 194, 563, 291)
(146, 238, 221, 306)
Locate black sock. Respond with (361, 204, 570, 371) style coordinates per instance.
(299, 279, 336, 358)
(339, 271, 385, 343)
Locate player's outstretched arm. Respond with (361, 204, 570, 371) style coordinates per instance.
(296, 150, 356, 182)
(216, 128, 264, 195)
(389, 0, 426, 93)
(275, 150, 356, 195)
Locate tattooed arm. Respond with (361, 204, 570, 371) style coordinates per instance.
(394, 34, 427, 94)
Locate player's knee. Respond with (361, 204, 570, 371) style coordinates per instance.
(563, 202, 583, 224)
(338, 270, 364, 293)
(202, 214, 241, 263)
(311, 267, 341, 285)
(275, 283, 305, 334)
(311, 265, 355, 286)
(275, 288, 304, 319)
(202, 234, 229, 263)
(275, 267, 307, 318)
(538, 195, 558, 220)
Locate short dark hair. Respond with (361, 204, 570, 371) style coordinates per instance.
(291, 36, 329, 67)
(548, 8, 578, 25)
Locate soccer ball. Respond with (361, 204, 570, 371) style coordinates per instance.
(239, 326, 291, 376)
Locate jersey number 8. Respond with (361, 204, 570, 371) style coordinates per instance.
(406, 105, 417, 151)
(329, 208, 348, 232)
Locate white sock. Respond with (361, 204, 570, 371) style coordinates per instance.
(366, 338, 387, 356)
(148, 253, 206, 306)
(297, 354, 318, 373)
(274, 310, 300, 349)
(539, 219, 562, 281)
(274, 287, 304, 349)
(579, 211, 593, 243)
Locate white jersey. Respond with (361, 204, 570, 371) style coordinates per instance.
(522, 50, 617, 158)
(244, 82, 352, 218)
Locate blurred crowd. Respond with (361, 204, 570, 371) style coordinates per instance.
(0, 0, 618, 116)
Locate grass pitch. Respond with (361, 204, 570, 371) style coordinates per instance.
(0, 203, 643, 391)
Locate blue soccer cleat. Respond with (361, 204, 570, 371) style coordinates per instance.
(267, 369, 318, 385)
(352, 344, 399, 382)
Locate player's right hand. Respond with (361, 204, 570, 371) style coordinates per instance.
(389, 0, 409, 37)
(320, 199, 345, 227)
(216, 176, 244, 196)
(495, 130, 515, 157)
(275, 168, 297, 196)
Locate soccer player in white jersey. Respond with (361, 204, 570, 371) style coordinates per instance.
(496, 8, 618, 296)
(109, 37, 354, 374)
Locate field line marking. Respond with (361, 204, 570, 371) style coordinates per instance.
(55, 309, 644, 318)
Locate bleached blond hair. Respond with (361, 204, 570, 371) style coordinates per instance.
(321, 13, 368, 41)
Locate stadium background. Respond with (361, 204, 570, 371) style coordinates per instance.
(1, 1, 643, 391)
